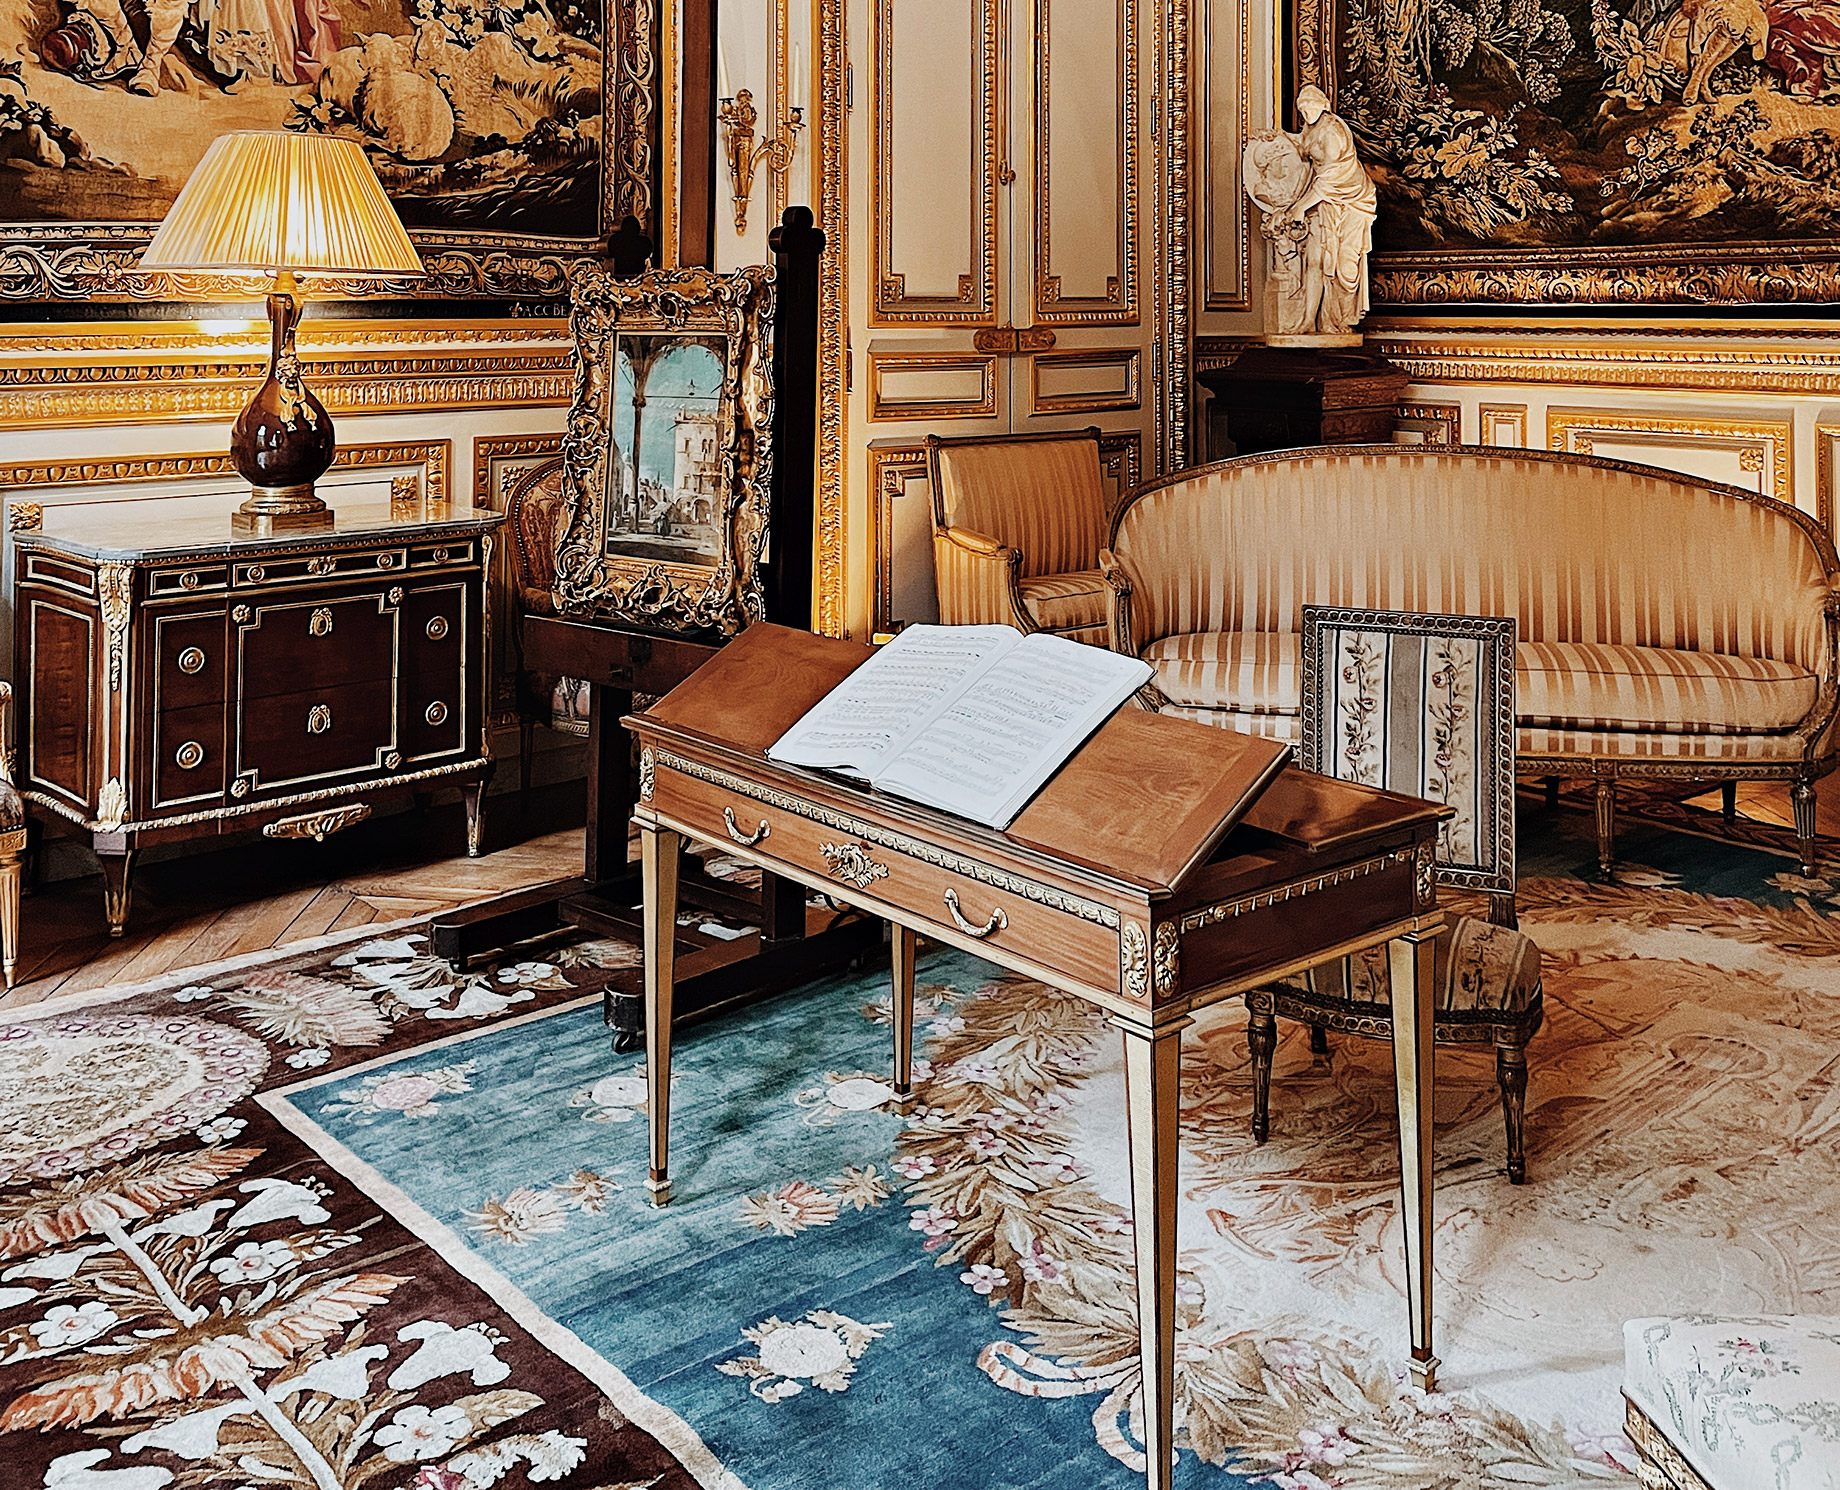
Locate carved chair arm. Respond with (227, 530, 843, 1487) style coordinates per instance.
(0, 680, 13, 785)
(933, 527, 1027, 629)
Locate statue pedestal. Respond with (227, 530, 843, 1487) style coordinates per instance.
(1197, 344, 1410, 461)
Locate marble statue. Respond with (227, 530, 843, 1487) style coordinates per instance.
(1243, 86, 1378, 344)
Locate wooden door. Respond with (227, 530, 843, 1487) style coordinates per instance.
(847, 0, 1156, 637)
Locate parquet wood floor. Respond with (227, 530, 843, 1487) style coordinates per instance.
(2, 792, 589, 1010)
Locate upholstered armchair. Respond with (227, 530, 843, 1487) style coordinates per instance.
(927, 428, 1111, 646)
(0, 681, 24, 988)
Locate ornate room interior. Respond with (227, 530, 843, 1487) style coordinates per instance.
(0, 2, 1835, 1489)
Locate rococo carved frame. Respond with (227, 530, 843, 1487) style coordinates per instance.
(0, 1, 659, 307)
(552, 264, 776, 636)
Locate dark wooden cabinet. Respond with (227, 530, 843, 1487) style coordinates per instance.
(12, 501, 504, 934)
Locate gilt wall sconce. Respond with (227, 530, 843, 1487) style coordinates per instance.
(718, 45, 804, 234)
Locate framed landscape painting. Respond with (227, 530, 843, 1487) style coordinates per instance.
(1295, 0, 1840, 308)
(0, 0, 657, 306)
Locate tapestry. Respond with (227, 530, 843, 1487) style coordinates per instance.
(0, 1, 649, 303)
(1301, 0, 1840, 304)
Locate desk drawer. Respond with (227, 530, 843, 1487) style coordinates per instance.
(654, 760, 1123, 995)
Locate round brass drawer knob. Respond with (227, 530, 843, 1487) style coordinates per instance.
(180, 571, 200, 590)
(425, 616, 449, 641)
(177, 646, 206, 675)
(307, 704, 333, 736)
(424, 701, 449, 727)
(247, 565, 265, 583)
(377, 553, 397, 569)
(175, 740, 205, 770)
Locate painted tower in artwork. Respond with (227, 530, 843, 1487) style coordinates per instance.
(664, 411, 721, 544)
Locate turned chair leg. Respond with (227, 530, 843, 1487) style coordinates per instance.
(1721, 780, 1738, 823)
(0, 841, 20, 989)
(1495, 1041, 1529, 1184)
(518, 718, 536, 812)
(1792, 776, 1819, 876)
(1594, 772, 1618, 877)
(1247, 1008, 1277, 1143)
(1487, 891, 1518, 930)
(1308, 1024, 1330, 1056)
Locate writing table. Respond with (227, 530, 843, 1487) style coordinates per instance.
(627, 624, 1450, 1490)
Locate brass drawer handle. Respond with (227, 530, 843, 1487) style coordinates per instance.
(174, 740, 205, 771)
(263, 803, 372, 842)
(177, 646, 206, 675)
(723, 807, 770, 847)
(425, 616, 450, 641)
(820, 841, 888, 888)
(943, 888, 1007, 939)
(309, 607, 333, 638)
(425, 701, 449, 726)
(307, 556, 335, 576)
(307, 703, 333, 735)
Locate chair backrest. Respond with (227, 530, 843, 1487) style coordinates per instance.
(1300, 605, 1517, 895)
(505, 458, 570, 614)
(926, 429, 1108, 579)
(1107, 446, 1837, 673)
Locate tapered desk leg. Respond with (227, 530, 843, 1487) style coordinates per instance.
(642, 823, 682, 1207)
(1388, 929, 1439, 1391)
(891, 925, 918, 1109)
(1118, 1017, 1186, 1490)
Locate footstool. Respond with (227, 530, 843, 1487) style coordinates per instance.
(1624, 1315, 1840, 1488)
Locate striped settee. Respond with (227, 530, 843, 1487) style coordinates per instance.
(1102, 446, 1840, 875)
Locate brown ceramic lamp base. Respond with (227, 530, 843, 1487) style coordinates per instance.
(232, 277, 336, 533)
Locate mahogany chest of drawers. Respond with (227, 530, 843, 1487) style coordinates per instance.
(12, 501, 503, 934)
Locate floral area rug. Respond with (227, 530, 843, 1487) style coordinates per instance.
(237, 807, 1837, 1490)
(0, 917, 741, 1490)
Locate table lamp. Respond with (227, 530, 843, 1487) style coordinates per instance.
(141, 132, 424, 534)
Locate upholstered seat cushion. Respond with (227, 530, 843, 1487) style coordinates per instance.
(1019, 570, 1109, 640)
(1148, 634, 1815, 742)
(1275, 909, 1541, 1024)
(1143, 632, 1300, 714)
(1519, 642, 1816, 736)
(1625, 1314, 1840, 1489)
(0, 779, 19, 833)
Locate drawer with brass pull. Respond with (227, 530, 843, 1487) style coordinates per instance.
(651, 757, 1120, 976)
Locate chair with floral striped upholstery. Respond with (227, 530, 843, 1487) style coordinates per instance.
(926, 428, 1111, 646)
(1245, 606, 1545, 1183)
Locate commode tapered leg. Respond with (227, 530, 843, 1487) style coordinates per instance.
(642, 823, 682, 1206)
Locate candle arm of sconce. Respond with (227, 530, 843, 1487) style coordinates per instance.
(719, 91, 804, 234)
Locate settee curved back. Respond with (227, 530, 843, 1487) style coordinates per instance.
(1108, 446, 1840, 677)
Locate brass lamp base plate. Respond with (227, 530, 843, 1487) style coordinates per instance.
(232, 485, 334, 536)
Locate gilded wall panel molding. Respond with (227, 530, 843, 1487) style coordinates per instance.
(1154, 0, 1193, 473)
(0, 440, 451, 503)
(1032, 0, 1139, 326)
(1546, 409, 1792, 503)
(1815, 424, 1839, 539)
(0, 320, 572, 434)
(871, 0, 1000, 324)
(1369, 335, 1840, 397)
(868, 353, 1000, 421)
(1030, 348, 1142, 415)
(1394, 402, 1460, 445)
(1478, 404, 1529, 448)
(816, 0, 849, 636)
(1200, 0, 1251, 312)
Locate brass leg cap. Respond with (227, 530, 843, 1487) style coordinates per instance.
(646, 1175, 672, 1207)
(1409, 1354, 1440, 1394)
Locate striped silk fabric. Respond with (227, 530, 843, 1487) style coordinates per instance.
(1111, 448, 1840, 757)
(935, 438, 1108, 579)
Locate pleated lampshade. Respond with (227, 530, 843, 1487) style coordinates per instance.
(142, 131, 424, 276)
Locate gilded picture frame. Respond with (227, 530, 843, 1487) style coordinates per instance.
(0, 1, 659, 307)
(552, 263, 775, 637)
(1295, 0, 1840, 310)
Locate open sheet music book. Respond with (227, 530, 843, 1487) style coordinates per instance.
(767, 624, 1155, 829)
